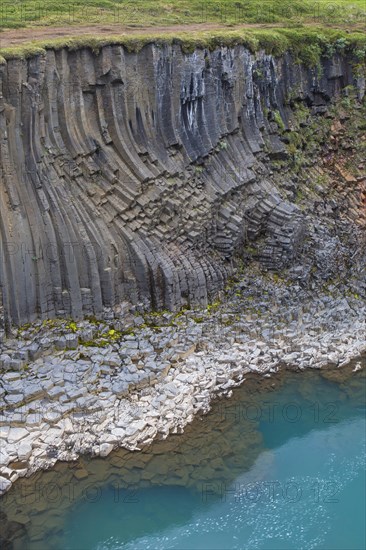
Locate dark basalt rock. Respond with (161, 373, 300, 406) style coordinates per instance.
(0, 45, 360, 327)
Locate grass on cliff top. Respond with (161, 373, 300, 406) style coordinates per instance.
(0, 27, 366, 65)
(0, 0, 365, 30)
(0, 1, 365, 63)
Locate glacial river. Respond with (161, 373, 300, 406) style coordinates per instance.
(1, 358, 365, 550)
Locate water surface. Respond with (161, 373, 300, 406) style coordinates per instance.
(1, 359, 365, 550)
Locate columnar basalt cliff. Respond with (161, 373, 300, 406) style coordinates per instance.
(0, 44, 362, 327)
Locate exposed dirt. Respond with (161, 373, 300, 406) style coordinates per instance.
(11, 19, 364, 50)
(0, 22, 284, 47)
(1, 18, 363, 49)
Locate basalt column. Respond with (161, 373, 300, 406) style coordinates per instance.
(0, 45, 358, 326)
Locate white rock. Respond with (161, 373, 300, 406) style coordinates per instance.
(110, 427, 126, 440)
(0, 475, 12, 494)
(0, 450, 10, 466)
(127, 420, 148, 437)
(63, 417, 74, 433)
(99, 443, 114, 457)
(0, 426, 10, 439)
(7, 427, 29, 443)
(40, 427, 64, 445)
(18, 441, 32, 461)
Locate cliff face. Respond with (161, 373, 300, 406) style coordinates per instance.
(0, 44, 360, 326)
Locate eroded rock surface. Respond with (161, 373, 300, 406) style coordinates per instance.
(0, 44, 359, 326)
(0, 268, 365, 496)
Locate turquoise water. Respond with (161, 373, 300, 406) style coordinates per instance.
(1, 365, 365, 550)
(64, 423, 365, 550)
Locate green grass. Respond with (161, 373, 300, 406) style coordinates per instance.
(0, 1, 365, 63)
(0, 27, 365, 64)
(0, 0, 365, 30)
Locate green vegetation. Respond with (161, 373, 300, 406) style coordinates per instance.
(207, 299, 221, 312)
(194, 165, 205, 175)
(0, 2, 365, 65)
(291, 85, 364, 164)
(218, 139, 228, 151)
(79, 326, 124, 347)
(244, 245, 257, 255)
(269, 85, 366, 211)
(272, 110, 286, 131)
(0, 28, 365, 64)
(192, 316, 204, 323)
(66, 321, 78, 333)
(0, 0, 365, 30)
(16, 316, 127, 347)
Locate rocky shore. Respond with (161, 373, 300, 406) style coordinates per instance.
(0, 42, 365, 499)
(0, 265, 365, 496)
